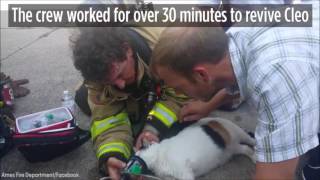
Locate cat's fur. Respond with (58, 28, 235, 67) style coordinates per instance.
(136, 117, 256, 180)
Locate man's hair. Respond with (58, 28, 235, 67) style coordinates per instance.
(151, 27, 228, 79)
(72, 27, 132, 82)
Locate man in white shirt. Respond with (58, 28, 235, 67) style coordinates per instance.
(150, 21, 319, 179)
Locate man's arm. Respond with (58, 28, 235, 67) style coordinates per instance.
(87, 83, 133, 178)
(254, 157, 299, 180)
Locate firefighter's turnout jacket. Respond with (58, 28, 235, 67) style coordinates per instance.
(86, 27, 189, 168)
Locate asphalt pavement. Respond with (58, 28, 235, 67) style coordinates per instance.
(1, 11, 258, 180)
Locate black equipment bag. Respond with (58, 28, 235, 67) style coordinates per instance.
(1, 75, 91, 162)
(14, 127, 90, 163)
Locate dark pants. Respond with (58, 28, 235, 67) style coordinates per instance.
(75, 83, 91, 116)
(302, 134, 320, 180)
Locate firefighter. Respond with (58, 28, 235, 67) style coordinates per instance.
(72, 25, 242, 179)
(72, 27, 191, 180)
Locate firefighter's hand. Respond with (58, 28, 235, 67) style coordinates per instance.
(179, 100, 212, 122)
(106, 157, 126, 180)
(135, 131, 159, 151)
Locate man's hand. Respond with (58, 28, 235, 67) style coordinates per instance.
(105, 157, 126, 180)
(179, 88, 237, 122)
(179, 100, 212, 122)
(135, 131, 159, 151)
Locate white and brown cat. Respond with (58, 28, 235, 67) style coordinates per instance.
(136, 117, 256, 180)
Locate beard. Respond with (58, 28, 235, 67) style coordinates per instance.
(117, 82, 136, 93)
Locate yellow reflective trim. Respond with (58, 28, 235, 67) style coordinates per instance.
(149, 110, 171, 127)
(97, 142, 131, 159)
(149, 102, 177, 128)
(156, 103, 177, 120)
(91, 112, 129, 140)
